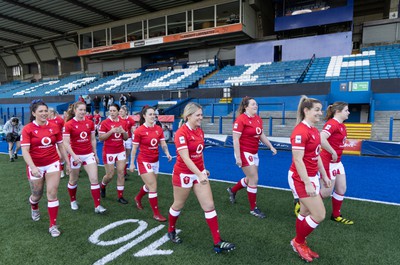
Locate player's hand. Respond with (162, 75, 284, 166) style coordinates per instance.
(94, 154, 99, 164)
(271, 147, 277, 155)
(235, 158, 242, 168)
(31, 166, 42, 178)
(322, 175, 331, 188)
(305, 182, 317, 197)
(129, 163, 136, 172)
(198, 171, 208, 185)
(331, 151, 338, 162)
(73, 156, 82, 165)
(166, 154, 172, 162)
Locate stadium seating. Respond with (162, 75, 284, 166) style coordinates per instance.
(1, 44, 399, 97)
(199, 60, 309, 88)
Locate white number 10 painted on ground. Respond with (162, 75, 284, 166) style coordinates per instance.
(89, 219, 180, 265)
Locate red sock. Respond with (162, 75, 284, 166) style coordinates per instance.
(168, 207, 181, 233)
(29, 196, 39, 210)
(136, 185, 149, 201)
(91, 184, 101, 207)
(231, 177, 247, 193)
(117, 185, 124, 199)
(148, 192, 160, 215)
(67, 183, 78, 202)
(205, 210, 221, 245)
(295, 214, 306, 239)
(47, 199, 59, 227)
(100, 182, 107, 190)
(332, 192, 344, 218)
(295, 215, 319, 244)
(247, 185, 257, 210)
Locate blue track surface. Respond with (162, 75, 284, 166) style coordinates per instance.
(3, 141, 399, 204)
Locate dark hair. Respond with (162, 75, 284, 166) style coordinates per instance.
(325, 102, 348, 120)
(109, 103, 120, 111)
(11, 117, 19, 124)
(296, 95, 322, 124)
(30, 100, 48, 122)
(65, 101, 86, 122)
(237, 96, 255, 115)
(140, 106, 154, 125)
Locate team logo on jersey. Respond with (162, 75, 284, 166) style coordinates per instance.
(41, 137, 51, 146)
(311, 134, 315, 140)
(325, 125, 331, 130)
(49, 128, 53, 133)
(256, 127, 262, 135)
(34, 130, 38, 134)
(196, 144, 204, 154)
(179, 136, 185, 144)
(295, 135, 302, 144)
(150, 138, 158, 146)
(234, 123, 238, 129)
(86, 123, 89, 128)
(75, 125, 79, 129)
(80, 131, 88, 139)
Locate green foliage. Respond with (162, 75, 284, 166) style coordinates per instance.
(0, 154, 399, 265)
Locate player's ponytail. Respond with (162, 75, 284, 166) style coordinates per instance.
(296, 95, 321, 125)
(237, 96, 254, 116)
(325, 101, 348, 121)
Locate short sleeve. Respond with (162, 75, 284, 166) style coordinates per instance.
(174, 129, 187, 151)
(132, 127, 141, 144)
(21, 127, 31, 146)
(233, 116, 244, 134)
(291, 127, 308, 150)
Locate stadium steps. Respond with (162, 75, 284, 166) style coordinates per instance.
(219, 97, 232, 103)
(199, 69, 219, 85)
(345, 123, 372, 139)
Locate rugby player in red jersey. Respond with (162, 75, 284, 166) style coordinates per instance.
(167, 102, 235, 253)
(21, 100, 70, 237)
(227, 97, 277, 218)
(98, 104, 129, 204)
(129, 106, 172, 221)
(288, 96, 331, 262)
(63, 101, 106, 214)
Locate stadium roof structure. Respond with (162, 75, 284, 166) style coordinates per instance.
(0, 0, 204, 52)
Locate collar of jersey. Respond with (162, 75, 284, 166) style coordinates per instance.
(301, 120, 312, 128)
(333, 117, 343, 124)
(33, 120, 49, 126)
(108, 116, 119, 122)
(244, 112, 255, 118)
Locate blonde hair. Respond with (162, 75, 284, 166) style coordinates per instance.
(182, 102, 202, 122)
(325, 102, 348, 120)
(296, 95, 322, 125)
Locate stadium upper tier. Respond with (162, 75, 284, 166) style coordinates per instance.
(0, 66, 215, 98)
(1, 44, 399, 98)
